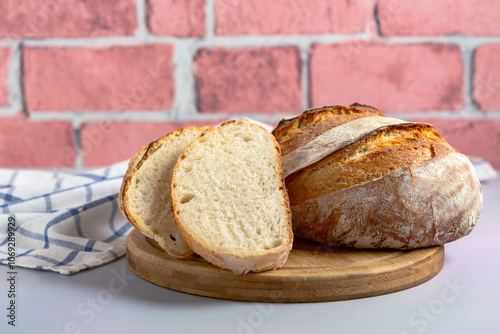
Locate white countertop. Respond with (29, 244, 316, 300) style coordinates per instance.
(1, 177, 499, 334)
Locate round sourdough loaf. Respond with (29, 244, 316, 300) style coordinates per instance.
(273, 103, 483, 249)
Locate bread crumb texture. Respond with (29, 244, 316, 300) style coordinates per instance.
(124, 127, 206, 257)
(173, 121, 290, 254)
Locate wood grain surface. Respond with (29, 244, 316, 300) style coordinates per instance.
(126, 228, 444, 303)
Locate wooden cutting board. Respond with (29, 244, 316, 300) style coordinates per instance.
(126, 228, 444, 303)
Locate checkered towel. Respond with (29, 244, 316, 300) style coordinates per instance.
(0, 161, 130, 275)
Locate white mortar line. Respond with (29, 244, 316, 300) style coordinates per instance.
(25, 109, 500, 121)
(25, 110, 284, 122)
(73, 127, 83, 172)
(0, 40, 23, 47)
(0, 42, 24, 117)
(388, 111, 500, 120)
(171, 40, 200, 120)
(461, 43, 479, 116)
(205, 0, 215, 43)
(135, 0, 149, 39)
(15, 33, 500, 48)
(299, 43, 311, 111)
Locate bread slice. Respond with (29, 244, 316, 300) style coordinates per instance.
(171, 120, 293, 274)
(119, 126, 210, 258)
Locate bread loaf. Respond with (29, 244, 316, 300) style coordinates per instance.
(171, 120, 293, 274)
(273, 103, 483, 249)
(119, 126, 209, 258)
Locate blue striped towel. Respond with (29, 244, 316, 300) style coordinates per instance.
(0, 161, 131, 275)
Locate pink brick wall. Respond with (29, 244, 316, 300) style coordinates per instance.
(311, 43, 464, 112)
(194, 46, 302, 114)
(215, 0, 376, 35)
(378, 0, 500, 36)
(0, 0, 137, 38)
(24, 45, 175, 111)
(0, 48, 10, 106)
(0, 0, 499, 169)
(148, 0, 206, 37)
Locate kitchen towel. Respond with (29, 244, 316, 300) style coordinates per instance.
(0, 117, 496, 275)
(0, 161, 131, 275)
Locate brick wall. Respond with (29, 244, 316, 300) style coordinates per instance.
(0, 0, 499, 170)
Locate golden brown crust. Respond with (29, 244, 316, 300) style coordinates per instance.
(286, 123, 456, 205)
(291, 152, 482, 249)
(273, 104, 482, 250)
(272, 103, 384, 156)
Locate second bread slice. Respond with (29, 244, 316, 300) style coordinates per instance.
(171, 120, 293, 274)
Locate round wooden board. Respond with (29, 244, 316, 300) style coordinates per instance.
(126, 229, 444, 303)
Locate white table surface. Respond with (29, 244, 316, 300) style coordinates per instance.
(1, 177, 499, 334)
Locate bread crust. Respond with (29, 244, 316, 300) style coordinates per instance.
(119, 127, 209, 258)
(273, 104, 483, 249)
(291, 152, 482, 249)
(273, 103, 384, 156)
(286, 122, 456, 204)
(280, 116, 421, 177)
(119, 143, 149, 229)
(171, 120, 293, 274)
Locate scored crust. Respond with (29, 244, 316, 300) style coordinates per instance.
(171, 120, 293, 274)
(273, 104, 483, 249)
(273, 103, 384, 156)
(285, 122, 457, 205)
